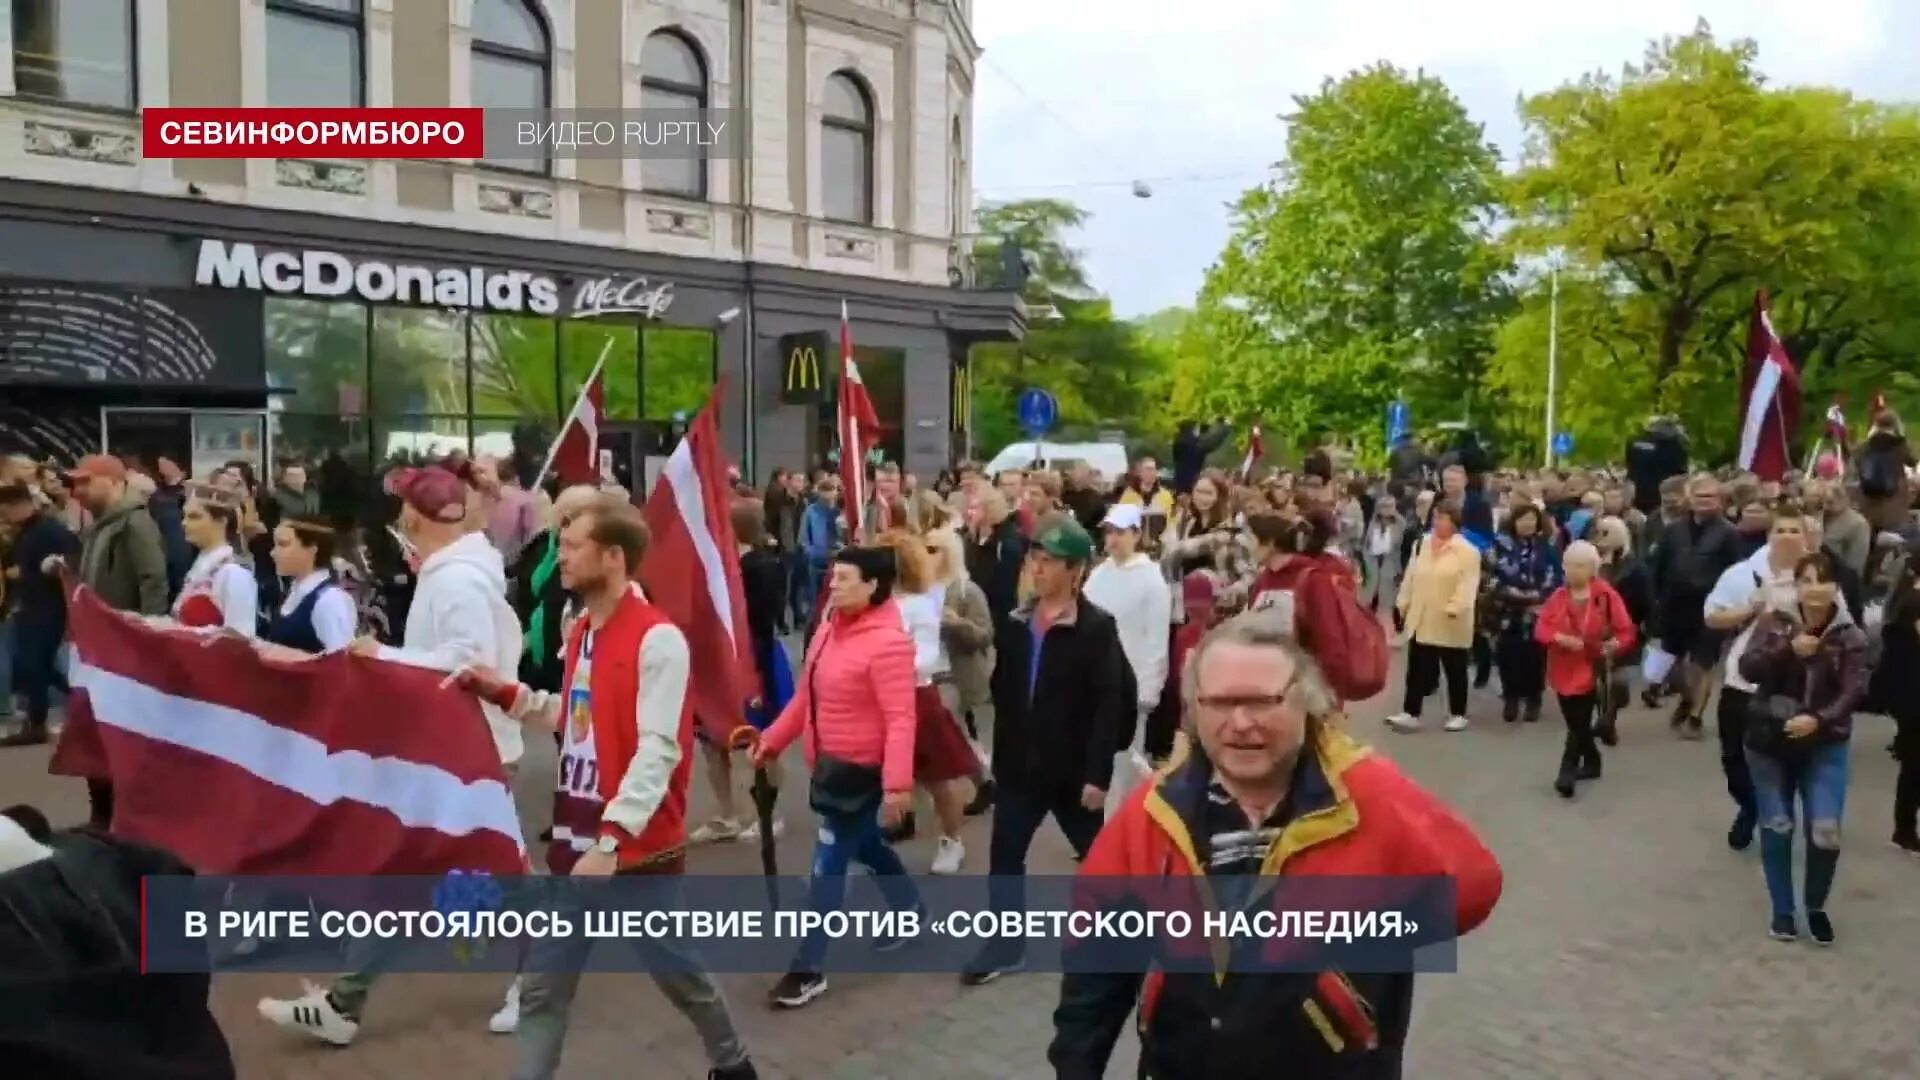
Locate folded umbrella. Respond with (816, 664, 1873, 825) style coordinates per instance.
(727, 726, 780, 911)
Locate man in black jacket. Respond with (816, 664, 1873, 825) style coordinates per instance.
(964, 516, 1133, 986)
(1, 484, 79, 748)
(1648, 473, 1741, 737)
(1171, 419, 1233, 495)
(0, 805, 234, 1079)
(147, 456, 194, 603)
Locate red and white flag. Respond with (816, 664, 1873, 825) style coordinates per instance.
(838, 300, 882, 543)
(48, 587, 524, 876)
(638, 385, 757, 741)
(1737, 289, 1801, 483)
(540, 343, 609, 487)
(1238, 424, 1264, 482)
(1825, 399, 1850, 453)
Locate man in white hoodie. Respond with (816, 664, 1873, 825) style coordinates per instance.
(1082, 503, 1172, 816)
(259, 464, 528, 1044)
(1703, 502, 1809, 853)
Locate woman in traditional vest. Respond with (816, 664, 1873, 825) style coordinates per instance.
(172, 484, 257, 634)
(264, 519, 356, 654)
(876, 528, 979, 873)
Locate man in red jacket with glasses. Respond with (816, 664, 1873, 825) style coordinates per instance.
(1050, 611, 1502, 1080)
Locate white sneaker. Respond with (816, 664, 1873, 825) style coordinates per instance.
(258, 981, 359, 1047)
(931, 835, 966, 875)
(488, 979, 520, 1035)
(738, 818, 786, 843)
(1385, 713, 1422, 733)
(1443, 715, 1470, 732)
(689, 818, 742, 845)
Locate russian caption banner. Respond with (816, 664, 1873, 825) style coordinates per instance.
(145, 874, 1459, 976)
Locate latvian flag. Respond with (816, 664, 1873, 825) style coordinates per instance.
(638, 385, 758, 741)
(49, 585, 525, 876)
(1239, 425, 1264, 483)
(1736, 289, 1801, 484)
(542, 345, 608, 486)
(838, 300, 882, 543)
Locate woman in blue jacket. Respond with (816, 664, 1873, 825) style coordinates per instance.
(799, 478, 843, 634)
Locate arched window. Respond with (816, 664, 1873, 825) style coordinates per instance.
(266, 0, 363, 108)
(640, 30, 708, 199)
(821, 72, 875, 224)
(11, 0, 136, 109)
(472, 0, 550, 172)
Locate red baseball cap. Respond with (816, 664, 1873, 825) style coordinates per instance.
(65, 454, 127, 483)
(384, 466, 469, 523)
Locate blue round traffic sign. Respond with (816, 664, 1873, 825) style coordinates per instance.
(1552, 431, 1574, 456)
(1016, 388, 1059, 435)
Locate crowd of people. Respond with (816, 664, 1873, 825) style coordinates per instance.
(8, 399, 1920, 1076)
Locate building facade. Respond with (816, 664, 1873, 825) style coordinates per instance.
(0, 0, 1020, 497)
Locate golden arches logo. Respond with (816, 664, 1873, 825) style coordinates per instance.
(952, 364, 970, 429)
(786, 345, 822, 394)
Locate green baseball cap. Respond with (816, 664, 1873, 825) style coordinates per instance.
(1035, 518, 1094, 562)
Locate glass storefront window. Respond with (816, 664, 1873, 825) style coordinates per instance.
(265, 299, 369, 415)
(471, 313, 558, 423)
(853, 346, 905, 465)
(562, 320, 638, 421)
(270, 412, 373, 530)
(471, 416, 553, 477)
(643, 326, 714, 421)
(376, 415, 469, 466)
(373, 307, 467, 416)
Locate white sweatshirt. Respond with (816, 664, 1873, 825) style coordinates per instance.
(1704, 544, 1800, 694)
(377, 531, 526, 766)
(898, 584, 947, 686)
(1084, 552, 1173, 708)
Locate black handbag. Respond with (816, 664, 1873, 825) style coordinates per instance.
(804, 627, 884, 816)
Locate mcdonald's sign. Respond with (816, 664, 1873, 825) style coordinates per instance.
(951, 361, 970, 431)
(779, 331, 830, 404)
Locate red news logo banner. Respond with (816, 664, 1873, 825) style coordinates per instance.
(143, 108, 485, 159)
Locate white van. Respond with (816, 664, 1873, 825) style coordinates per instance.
(982, 441, 1130, 485)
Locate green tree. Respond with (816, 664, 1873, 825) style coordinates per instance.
(967, 198, 1169, 454)
(1178, 63, 1509, 452)
(1507, 22, 1920, 458)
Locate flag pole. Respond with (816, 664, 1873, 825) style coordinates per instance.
(534, 338, 613, 489)
(1771, 394, 1792, 481)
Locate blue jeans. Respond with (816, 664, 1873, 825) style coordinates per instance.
(1747, 742, 1849, 918)
(784, 550, 812, 628)
(794, 801, 919, 974)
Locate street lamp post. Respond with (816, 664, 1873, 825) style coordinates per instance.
(1544, 255, 1560, 469)
(714, 305, 742, 469)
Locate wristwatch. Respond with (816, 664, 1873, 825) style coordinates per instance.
(593, 834, 619, 856)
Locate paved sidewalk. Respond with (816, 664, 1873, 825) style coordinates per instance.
(7, 679, 1920, 1077)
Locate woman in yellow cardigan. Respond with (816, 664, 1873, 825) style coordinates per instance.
(1389, 500, 1483, 733)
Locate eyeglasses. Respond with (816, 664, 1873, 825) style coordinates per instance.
(1194, 676, 1298, 718)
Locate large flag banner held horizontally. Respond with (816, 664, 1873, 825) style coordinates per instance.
(49, 584, 525, 876)
(638, 384, 759, 741)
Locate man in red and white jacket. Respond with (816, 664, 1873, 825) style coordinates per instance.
(456, 494, 757, 1080)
